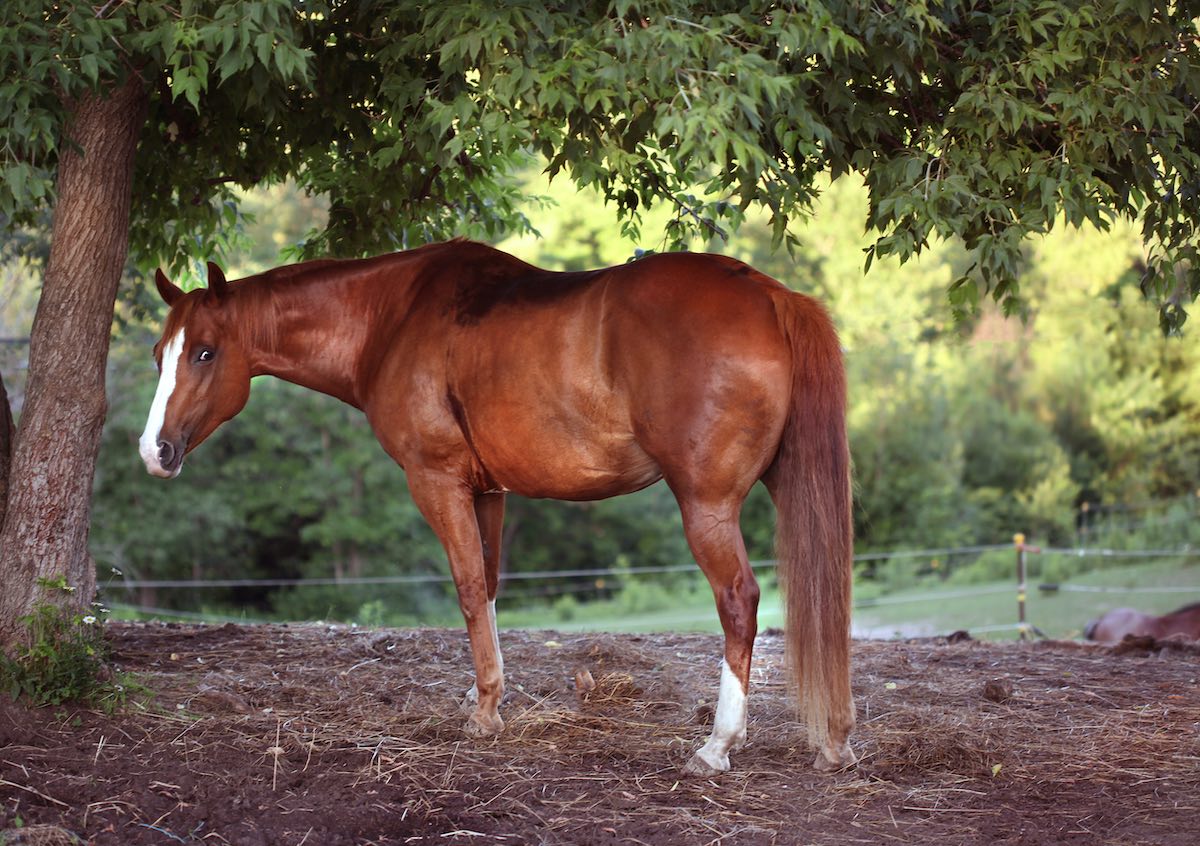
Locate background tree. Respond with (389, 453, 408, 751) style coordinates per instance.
(2, 1, 1199, 645)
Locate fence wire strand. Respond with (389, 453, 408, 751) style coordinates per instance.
(107, 545, 1021, 590)
(101, 542, 1200, 635)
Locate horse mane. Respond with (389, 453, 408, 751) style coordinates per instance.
(240, 239, 504, 290)
(225, 242, 463, 350)
(230, 269, 292, 354)
(226, 241, 549, 350)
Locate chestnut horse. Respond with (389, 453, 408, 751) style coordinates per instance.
(139, 240, 855, 774)
(1084, 602, 1200, 644)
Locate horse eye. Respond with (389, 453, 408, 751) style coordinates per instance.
(196, 348, 214, 364)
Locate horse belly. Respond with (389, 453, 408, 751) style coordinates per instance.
(471, 414, 662, 500)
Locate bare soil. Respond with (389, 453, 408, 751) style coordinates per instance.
(1, 622, 1198, 845)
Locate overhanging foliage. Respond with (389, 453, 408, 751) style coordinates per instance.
(1, 1, 1198, 327)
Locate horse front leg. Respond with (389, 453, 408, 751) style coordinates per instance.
(408, 473, 506, 737)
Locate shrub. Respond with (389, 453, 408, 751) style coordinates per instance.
(0, 577, 127, 710)
(552, 594, 578, 622)
(945, 549, 1016, 586)
(616, 580, 675, 615)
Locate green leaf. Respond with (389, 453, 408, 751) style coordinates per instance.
(79, 53, 99, 84)
(254, 32, 273, 69)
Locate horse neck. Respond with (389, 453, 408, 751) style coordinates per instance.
(232, 262, 395, 408)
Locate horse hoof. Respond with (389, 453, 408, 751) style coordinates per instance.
(463, 712, 504, 738)
(813, 741, 857, 773)
(683, 749, 729, 777)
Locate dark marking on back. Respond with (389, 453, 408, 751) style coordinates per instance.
(452, 268, 603, 326)
(443, 245, 606, 326)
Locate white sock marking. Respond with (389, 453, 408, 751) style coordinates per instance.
(487, 598, 503, 678)
(139, 329, 185, 478)
(691, 659, 748, 772)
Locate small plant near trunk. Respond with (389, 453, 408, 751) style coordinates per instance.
(0, 576, 126, 710)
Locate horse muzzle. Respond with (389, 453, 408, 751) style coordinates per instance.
(140, 437, 185, 479)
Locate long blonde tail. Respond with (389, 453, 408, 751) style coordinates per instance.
(772, 293, 855, 750)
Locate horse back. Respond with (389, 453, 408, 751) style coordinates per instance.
(1161, 601, 1200, 640)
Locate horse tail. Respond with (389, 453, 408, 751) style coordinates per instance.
(1083, 619, 1099, 640)
(770, 292, 855, 753)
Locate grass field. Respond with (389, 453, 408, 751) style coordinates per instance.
(499, 557, 1200, 640)
(110, 557, 1200, 641)
(853, 557, 1200, 639)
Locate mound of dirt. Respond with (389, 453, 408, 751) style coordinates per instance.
(2, 623, 1198, 845)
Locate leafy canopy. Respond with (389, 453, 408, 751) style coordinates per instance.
(1, 1, 1198, 328)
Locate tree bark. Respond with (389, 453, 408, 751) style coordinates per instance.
(0, 370, 13, 531)
(0, 76, 146, 647)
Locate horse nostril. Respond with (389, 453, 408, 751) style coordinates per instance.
(157, 440, 175, 467)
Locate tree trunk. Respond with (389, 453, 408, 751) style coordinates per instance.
(0, 371, 13, 532)
(0, 76, 146, 647)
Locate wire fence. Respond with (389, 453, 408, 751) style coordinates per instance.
(100, 538, 1200, 638)
(107, 545, 1014, 591)
(1038, 584, 1200, 595)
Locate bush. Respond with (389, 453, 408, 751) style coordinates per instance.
(552, 594, 578, 622)
(355, 599, 388, 627)
(615, 580, 675, 615)
(0, 578, 127, 710)
(945, 549, 1016, 586)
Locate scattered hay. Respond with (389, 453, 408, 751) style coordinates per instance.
(581, 671, 641, 705)
(982, 678, 1013, 703)
(3, 623, 1199, 845)
(863, 707, 998, 778)
(0, 825, 81, 846)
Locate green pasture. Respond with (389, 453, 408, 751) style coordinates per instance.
(497, 557, 1200, 640)
(851, 557, 1200, 640)
(109, 556, 1200, 642)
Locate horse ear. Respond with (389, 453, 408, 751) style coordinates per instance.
(206, 261, 228, 299)
(155, 269, 184, 306)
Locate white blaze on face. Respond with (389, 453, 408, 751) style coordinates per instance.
(139, 328, 186, 478)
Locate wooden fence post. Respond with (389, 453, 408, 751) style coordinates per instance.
(1014, 533, 1046, 639)
(1014, 533, 1028, 640)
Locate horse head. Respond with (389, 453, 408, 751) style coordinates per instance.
(139, 262, 251, 478)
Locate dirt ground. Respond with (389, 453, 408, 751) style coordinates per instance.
(1, 622, 1198, 846)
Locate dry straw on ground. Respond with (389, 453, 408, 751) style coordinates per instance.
(1, 622, 1198, 845)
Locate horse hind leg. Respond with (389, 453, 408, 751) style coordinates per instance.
(461, 492, 506, 715)
(675, 496, 761, 776)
